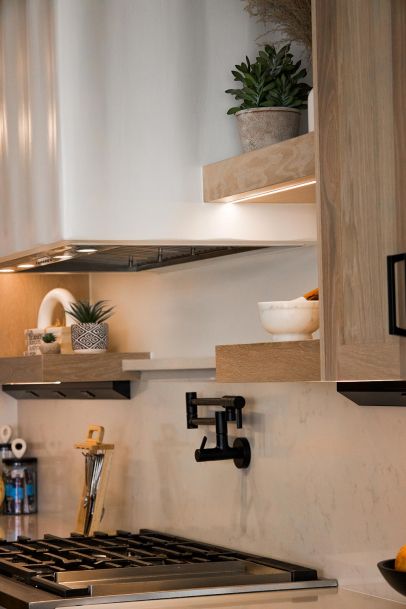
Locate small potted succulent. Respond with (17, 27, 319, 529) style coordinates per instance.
(226, 44, 311, 151)
(65, 300, 115, 353)
(39, 332, 61, 355)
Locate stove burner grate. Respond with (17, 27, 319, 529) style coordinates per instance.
(0, 529, 320, 599)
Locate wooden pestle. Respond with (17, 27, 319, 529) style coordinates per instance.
(303, 288, 319, 301)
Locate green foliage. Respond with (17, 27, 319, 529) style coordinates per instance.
(42, 332, 56, 344)
(225, 44, 311, 114)
(65, 300, 115, 324)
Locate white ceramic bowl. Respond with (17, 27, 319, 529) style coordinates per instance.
(257, 297, 319, 342)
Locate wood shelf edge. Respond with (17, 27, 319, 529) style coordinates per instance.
(216, 340, 320, 382)
(0, 352, 151, 384)
(203, 133, 315, 204)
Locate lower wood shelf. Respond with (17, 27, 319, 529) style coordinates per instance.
(216, 340, 320, 382)
(0, 352, 150, 384)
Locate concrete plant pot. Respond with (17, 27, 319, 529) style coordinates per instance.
(235, 107, 301, 152)
(39, 341, 61, 355)
(71, 322, 109, 353)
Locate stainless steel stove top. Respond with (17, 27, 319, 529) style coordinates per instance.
(0, 529, 337, 609)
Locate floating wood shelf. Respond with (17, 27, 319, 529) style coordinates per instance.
(216, 340, 320, 382)
(203, 133, 315, 204)
(0, 352, 150, 384)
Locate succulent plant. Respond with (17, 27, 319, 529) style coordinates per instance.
(261, 72, 311, 108)
(226, 44, 311, 114)
(42, 332, 56, 344)
(65, 300, 115, 324)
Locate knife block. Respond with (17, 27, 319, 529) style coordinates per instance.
(75, 425, 114, 536)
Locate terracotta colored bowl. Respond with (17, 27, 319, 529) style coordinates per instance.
(378, 559, 406, 596)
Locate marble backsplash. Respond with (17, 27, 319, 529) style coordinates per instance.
(17, 379, 406, 603)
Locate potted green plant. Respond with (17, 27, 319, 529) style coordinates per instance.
(39, 332, 61, 355)
(226, 44, 311, 151)
(65, 300, 115, 353)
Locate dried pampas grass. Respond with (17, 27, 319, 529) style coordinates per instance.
(244, 0, 312, 49)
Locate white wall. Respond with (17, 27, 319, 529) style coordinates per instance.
(16, 247, 406, 603)
(91, 246, 317, 356)
(55, 0, 316, 245)
(0, 393, 18, 431)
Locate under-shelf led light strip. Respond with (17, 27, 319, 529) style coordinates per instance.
(0, 246, 98, 273)
(227, 178, 317, 203)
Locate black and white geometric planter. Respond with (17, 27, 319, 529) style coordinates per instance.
(71, 323, 109, 353)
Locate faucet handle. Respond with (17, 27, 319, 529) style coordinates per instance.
(235, 408, 243, 429)
(199, 436, 207, 450)
(222, 396, 245, 428)
(221, 396, 245, 409)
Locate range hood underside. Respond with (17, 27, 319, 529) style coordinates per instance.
(0, 244, 278, 273)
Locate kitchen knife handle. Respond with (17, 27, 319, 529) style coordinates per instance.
(387, 253, 406, 336)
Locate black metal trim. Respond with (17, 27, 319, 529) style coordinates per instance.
(2, 381, 131, 400)
(387, 253, 406, 336)
(338, 381, 406, 406)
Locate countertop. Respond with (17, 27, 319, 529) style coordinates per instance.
(0, 514, 404, 608)
(81, 589, 406, 609)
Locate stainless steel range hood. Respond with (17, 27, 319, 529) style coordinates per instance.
(0, 1, 316, 270)
(0, 245, 268, 273)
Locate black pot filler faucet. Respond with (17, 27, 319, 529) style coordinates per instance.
(186, 392, 251, 469)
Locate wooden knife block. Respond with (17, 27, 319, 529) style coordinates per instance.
(75, 425, 114, 536)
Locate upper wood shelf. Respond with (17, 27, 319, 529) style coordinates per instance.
(203, 133, 315, 204)
(216, 340, 320, 382)
(0, 352, 150, 384)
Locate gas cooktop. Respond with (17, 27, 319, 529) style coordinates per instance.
(0, 529, 337, 608)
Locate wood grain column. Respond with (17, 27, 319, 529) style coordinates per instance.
(313, 0, 405, 380)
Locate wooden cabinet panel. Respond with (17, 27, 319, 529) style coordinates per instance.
(392, 2, 406, 379)
(313, 0, 406, 380)
(0, 274, 89, 356)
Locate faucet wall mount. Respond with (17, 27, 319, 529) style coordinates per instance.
(186, 392, 251, 469)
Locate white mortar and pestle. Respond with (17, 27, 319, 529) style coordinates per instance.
(258, 289, 319, 342)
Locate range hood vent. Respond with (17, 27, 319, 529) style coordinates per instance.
(2, 381, 131, 400)
(337, 381, 406, 406)
(3, 245, 268, 274)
